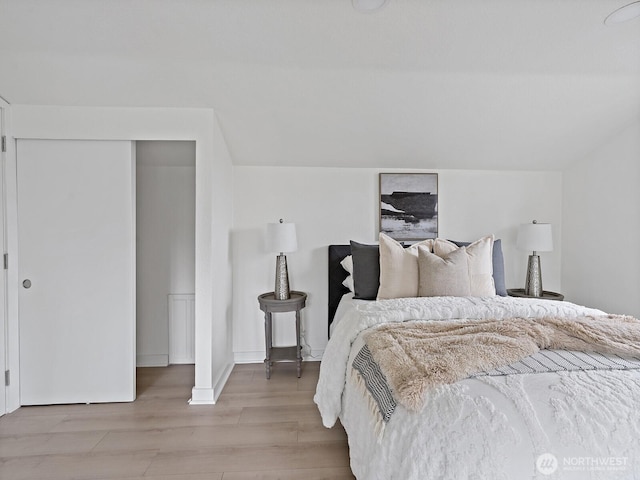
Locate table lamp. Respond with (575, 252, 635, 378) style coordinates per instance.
(516, 220, 553, 297)
(266, 219, 298, 300)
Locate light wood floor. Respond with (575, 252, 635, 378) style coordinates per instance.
(0, 362, 354, 480)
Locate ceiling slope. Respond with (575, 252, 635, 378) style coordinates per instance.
(0, 0, 638, 170)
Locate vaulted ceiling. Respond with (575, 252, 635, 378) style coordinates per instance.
(1, 0, 639, 170)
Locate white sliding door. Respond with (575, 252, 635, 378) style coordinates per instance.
(18, 139, 135, 405)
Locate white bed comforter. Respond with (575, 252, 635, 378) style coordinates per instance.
(314, 296, 640, 480)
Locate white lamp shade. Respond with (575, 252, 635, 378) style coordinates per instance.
(517, 222, 553, 252)
(266, 222, 298, 253)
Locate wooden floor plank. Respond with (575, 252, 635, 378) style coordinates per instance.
(121, 475, 223, 480)
(92, 423, 299, 452)
(0, 362, 354, 479)
(0, 451, 156, 480)
(239, 404, 323, 424)
(221, 467, 355, 480)
(144, 443, 351, 476)
(0, 430, 107, 457)
(48, 408, 242, 433)
(216, 390, 315, 409)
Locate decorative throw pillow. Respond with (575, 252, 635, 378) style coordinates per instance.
(340, 255, 353, 275)
(377, 233, 434, 300)
(450, 239, 506, 296)
(350, 241, 380, 300)
(432, 236, 496, 296)
(342, 275, 354, 292)
(340, 255, 355, 292)
(417, 246, 472, 297)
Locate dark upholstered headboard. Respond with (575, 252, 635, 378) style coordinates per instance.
(327, 238, 507, 336)
(328, 245, 352, 333)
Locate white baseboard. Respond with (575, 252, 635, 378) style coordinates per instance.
(234, 351, 264, 364)
(212, 361, 234, 403)
(189, 387, 215, 405)
(188, 360, 233, 405)
(136, 354, 169, 367)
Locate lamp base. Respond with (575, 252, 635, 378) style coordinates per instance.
(524, 254, 543, 297)
(274, 254, 290, 300)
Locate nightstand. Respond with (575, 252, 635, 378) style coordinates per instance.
(258, 291, 307, 379)
(507, 288, 564, 301)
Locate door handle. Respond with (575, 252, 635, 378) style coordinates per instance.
(23, 279, 32, 289)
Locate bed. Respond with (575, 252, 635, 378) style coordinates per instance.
(314, 237, 640, 480)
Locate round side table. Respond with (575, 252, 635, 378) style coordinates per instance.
(507, 288, 564, 301)
(258, 291, 307, 379)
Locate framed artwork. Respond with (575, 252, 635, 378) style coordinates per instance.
(379, 173, 438, 241)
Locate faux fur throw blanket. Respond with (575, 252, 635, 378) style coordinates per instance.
(363, 314, 640, 412)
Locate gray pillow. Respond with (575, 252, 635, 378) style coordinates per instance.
(350, 241, 380, 300)
(451, 239, 507, 296)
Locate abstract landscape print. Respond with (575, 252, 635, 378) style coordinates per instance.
(379, 173, 438, 241)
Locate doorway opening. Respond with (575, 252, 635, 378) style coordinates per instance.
(135, 141, 196, 373)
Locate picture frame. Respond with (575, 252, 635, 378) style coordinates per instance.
(379, 173, 438, 241)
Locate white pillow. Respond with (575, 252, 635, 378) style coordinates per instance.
(340, 255, 353, 275)
(342, 275, 354, 292)
(340, 255, 355, 292)
(430, 235, 496, 296)
(418, 246, 472, 297)
(377, 233, 434, 300)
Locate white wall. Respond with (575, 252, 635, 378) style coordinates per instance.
(136, 141, 195, 367)
(232, 167, 563, 362)
(562, 123, 640, 317)
(209, 114, 235, 397)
